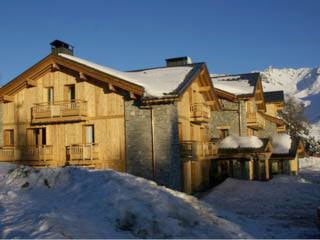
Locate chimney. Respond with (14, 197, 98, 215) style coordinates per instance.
(50, 39, 74, 56)
(165, 56, 192, 67)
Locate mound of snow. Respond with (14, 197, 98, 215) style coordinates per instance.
(272, 134, 292, 154)
(0, 165, 247, 239)
(219, 135, 263, 149)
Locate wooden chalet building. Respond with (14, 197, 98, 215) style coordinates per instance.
(0, 40, 221, 193)
(0, 40, 304, 194)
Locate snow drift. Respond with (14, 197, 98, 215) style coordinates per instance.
(0, 164, 247, 239)
(219, 135, 263, 149)
(272, 133, 292, 154)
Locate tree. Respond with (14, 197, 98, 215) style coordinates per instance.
(278, 96, 310, 139)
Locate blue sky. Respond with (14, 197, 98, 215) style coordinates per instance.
(0, 0, 319, 84)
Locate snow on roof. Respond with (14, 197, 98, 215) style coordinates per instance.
(59, 53, 193, 98)
(211, 74, 258, 95)
(272, 133, 292, 154)
(219, 135, 263, 149)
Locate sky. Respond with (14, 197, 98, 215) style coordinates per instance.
(0, 0, 319, 85)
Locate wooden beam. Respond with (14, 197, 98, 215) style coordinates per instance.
(206, 100, 216, 106)
(109, 83, 116, 92)
(199, 86, 211, 93)
(26, 79, 37, 88)
(79, 72, 87, 81)
(1, 95, 14, 103)
(129, 91, 137, 100)
(52, 63, 60, 71)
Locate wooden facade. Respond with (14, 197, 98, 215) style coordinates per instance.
(0, 41, 301, 194)
(0, 55, 142, 171)
(177, 66, 220, 193)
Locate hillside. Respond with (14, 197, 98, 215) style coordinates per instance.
(260, 66, 320, 138)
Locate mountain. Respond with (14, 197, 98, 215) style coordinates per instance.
(260, 66, 320, 139)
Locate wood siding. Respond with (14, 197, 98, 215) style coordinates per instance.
(2, 70, 125, 170)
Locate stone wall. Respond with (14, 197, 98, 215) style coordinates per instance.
(257, 118, 277, 138)
(210, 99, 240, 138)
(125, 100, 181, 190)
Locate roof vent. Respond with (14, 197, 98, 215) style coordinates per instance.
(50, 40, 74, 56)
(165, 56, 192, 67)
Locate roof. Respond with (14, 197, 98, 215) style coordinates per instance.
(264, 91, 284, 103)
(59, 53, 198, 98)
(211, 73, 260, 96)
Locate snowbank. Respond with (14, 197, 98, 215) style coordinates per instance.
(0, 165, 247, 239)
(272, 133, 292, 154)
(203, 159, 320, 238)
(299, 156, 320, 168)
(219, 135, 263, 149)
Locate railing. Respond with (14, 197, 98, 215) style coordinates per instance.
(21, 145, 54, 161)
(66, 143, 99, 164)
(0, 146, 18, 162)
(190, 103, 210, 122)
(247, 112, 265, 128)
(32, 100, 87, 122)
(180, 141, 218, 161)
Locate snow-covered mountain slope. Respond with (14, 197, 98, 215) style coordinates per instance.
(0, 165, 247, 239)
(260, 66, 320, 137)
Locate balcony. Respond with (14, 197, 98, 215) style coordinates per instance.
(0, 147, 18, 162)
(20, 145, 54, 162)
(66, 143, 99, 166)
(247, 112, 265, 129)
(190, 103, 210, 123)
(31, 100, 87, 124)
(180, 141, 218, 161)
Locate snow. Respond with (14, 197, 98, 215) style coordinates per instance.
(0, 165, 247, 239)
(261, 66, 320, 139)
(219, 135, 263, 149)
(272, 133, 292, 154)
(203, 157, 320, 238)
(212, 76, 255, 95)
(59, 54, 193, 98)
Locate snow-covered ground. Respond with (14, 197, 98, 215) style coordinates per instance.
(0, 157, 319, 238)
(0, 165, 247, 239)
(203, 157, 320, 238)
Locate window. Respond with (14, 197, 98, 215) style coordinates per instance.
(219, 128, 229, 139)
(65, 84, 75, 101)
(47, 87, 54, 104)
(27, 128, 46, 146)
(4, 129, 14, 146)
(84, 125, 94, 144)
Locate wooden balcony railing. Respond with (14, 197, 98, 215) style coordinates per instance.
(0, 146, 18, 162)
(180, 141, 218, 161)
(247, 112, 265, 129)
(31, 100, 87, 124)
(66, 143, 99, 166)
(190, 103, 210, 123)
(21, 145, 54, 161)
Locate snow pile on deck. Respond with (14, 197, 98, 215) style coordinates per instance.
(272, 133, 292, 154)
(219, 135, 263, 149)
(59, 53, 193, 98)
(212, 76, 254, 95)
(0, 165, 247, 239)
